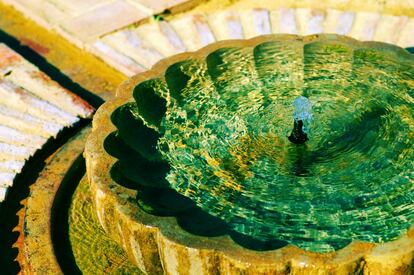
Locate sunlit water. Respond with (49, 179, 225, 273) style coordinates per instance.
(112, 35, 414, 252)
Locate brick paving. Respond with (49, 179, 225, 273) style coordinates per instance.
(94, 8, 414, 76)
(3, 0, 413, 77)
(0, 44, 94, 201)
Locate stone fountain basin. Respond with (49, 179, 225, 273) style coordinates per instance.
(84, 35, 414, 275)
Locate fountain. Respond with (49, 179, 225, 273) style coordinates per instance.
(288, 96, 312, 144)
(85, 34, 414, 273)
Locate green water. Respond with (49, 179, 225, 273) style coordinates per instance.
(108, 35, 414, 252)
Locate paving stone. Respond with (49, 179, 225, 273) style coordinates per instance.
(2, 0, 69, 28)
(0, 81, 78, 126)
(60, 0, 148, 42)
(322, 9, 355, 35)
(101, 29, 164, 68)
(0, 104, 61, 138)
(0, 125, 46, 148)
(48, 0, 112, 16)
(398, 18, 414, 47)
(0, 43, 94, 203)
(128, 0, 198, 14)
(0, 45, 94, 118)
(0, 186, 7, 202)
(0, 160, 25, 173)
(374, 14, 408, 44)
(0, 43, 24, 69)
(0, 142, 36, 160)
(296, 8, 326, 35)
(239, 9, 271, 39)
(270, 8, 298, 34)
(159, 21, 186, 53)
(135, 23, 183, 57)
(169, 14, 216, 51)
(0, 172, 16, 187)
(208, 10, 244, 40)
(169, 15, 206, 51)
(348, 11, 381, 41)
(5, 71, 88, 119)
(192, 14, 216, 46)
(90, 40, 146, 76)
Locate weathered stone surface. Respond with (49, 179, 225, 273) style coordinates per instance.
(0, 44, 94, 120)
(101, 29, 164, 68)
(239, 9, 271, 39)
(398, 18, 414, 47)
(22, 127, 90, 274)
(93, 4, 414, 75)
(207, 10, 244, 40)
(134, 23, 185, 57)
(90, 40, 146, 77)
(191, 0, 414, 16)
(1, 0, 69, 29)
(0, 44, 94, 202)
(348, 11, 381, 41)
(59, 0, 148, 42)
(129, 0, 202, 14)
(0, 186, 6, 201)
(296, 8, 326, 35)
(170, 14, 216, 51)
(5, 0, 414, 77)
(16, 127, 141, 274)
(49, 0, 109, 16)
(0, 0, 127, 101)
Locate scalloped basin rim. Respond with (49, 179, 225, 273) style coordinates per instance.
(85, 34, 414, 273)
(116, 33, 414, 99)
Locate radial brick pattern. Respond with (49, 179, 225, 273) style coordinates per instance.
(3, 0, 414, 77)
(0, 44, 94, 201)
(95, 8, 414, 76)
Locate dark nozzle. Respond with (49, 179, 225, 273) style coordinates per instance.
(288, 120, 308, 144)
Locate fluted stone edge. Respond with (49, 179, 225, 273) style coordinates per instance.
(84, 34, 414, 275)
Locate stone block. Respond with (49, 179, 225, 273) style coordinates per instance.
(128, 0, 198, 14)
(60, 0, 148, 42)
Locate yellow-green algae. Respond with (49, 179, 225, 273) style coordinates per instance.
(69, 176, 142, 274)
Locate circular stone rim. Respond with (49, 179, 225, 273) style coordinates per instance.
(85, 34, 414, 274)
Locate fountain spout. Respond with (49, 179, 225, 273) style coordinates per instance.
(288, 119, 309, 144)
(288, 96, 312, 144)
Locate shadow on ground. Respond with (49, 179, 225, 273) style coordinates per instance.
(0, 119, 89, 274)
(0, 28, 104, 109)
(0, 28, 98, 274)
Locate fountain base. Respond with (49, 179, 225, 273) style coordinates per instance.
(84, 35, 414, 272)
(85, 95, 414, 275)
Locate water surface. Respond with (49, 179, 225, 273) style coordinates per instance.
(111, 36, 414, 252)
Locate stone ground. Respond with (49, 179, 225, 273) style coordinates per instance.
(3, 0, 414, 77)
(0, 1, 128, 273)
(0, 0, 413, 273)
